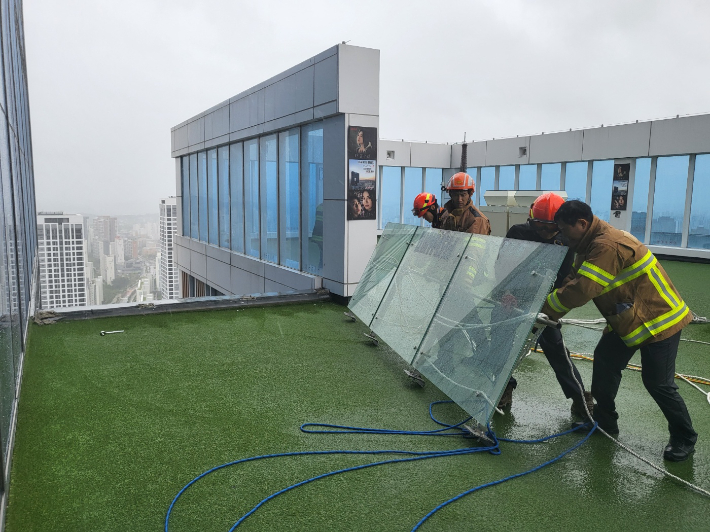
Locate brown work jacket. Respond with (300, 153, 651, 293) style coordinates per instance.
(440, 200, 491, 235)
(542, 216, 691, 348)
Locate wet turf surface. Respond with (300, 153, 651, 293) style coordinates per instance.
(6, 260, 710, 531)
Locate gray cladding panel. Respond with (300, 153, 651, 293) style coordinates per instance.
(230, 252, 265, 277)
(323, 115, 347, 200)
(338, 45, 379, 116)
(188, 118, 205, 146)
(205, 244, 231, 264)
(264, 263, 317, 290)
(582, 122, 651, 160)
(649, 115, 710, 156)
(451, 142, 486, 168)
(322, 199, 346, 283)
(206, 256, 231, 292)
(174, 126, 188, 150)
(176, 244, 190, 270)
(485, 136, 531, 166)
(529, 130, 583, 163)
(231, 267, 265, 296)
(264, 279, 295, 294)
(314, 54, 338, 106)
(378, 140, 410, 166)
(190, 250, 207, 277)
(205, 105, 230, 140)
(314, 101, 337, 119)
(410, 142, 454, 168)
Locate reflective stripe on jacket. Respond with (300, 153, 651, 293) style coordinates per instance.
(541, 216, 691, 348)
(440, 200, 491, 235)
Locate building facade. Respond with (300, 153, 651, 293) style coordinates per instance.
(159, 197, 179, 299)
(172, 44, 710, 302)
(0, 0, 39, 525)
(37, 213, 89, 308)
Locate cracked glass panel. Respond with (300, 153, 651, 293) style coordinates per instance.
(349, 224, 567, 426)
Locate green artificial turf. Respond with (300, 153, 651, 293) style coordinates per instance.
(6, 260, 710, 531)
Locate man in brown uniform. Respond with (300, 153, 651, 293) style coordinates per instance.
(542, 200, 697, 462)
(439, 172, 491, 235)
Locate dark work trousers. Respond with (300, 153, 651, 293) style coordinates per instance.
(592, 330, 698, 445)
(537, 326, 586, 400)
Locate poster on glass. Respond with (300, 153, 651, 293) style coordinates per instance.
(347, 126, 377, 220)
(611, 162, 630, 211)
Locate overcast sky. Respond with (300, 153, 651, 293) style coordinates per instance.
(24, 0, 710, 215)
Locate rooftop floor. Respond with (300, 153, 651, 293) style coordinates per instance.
(6, 260, 710, 531)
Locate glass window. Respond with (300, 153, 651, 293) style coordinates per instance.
(499, 166, 514, 190)
(230, 143, 244, 253)
(518, 164, 536, 190)
(301, 124, 323, 276)
(181, 157, 189, 236)
(207, 149, 219, 246)
(189, 154, 198, 239)
(541, 163, 561, 190)
(565, 161, 588, 202)
(479, 167, 494, 206)
(381, 166, 401, 227)
(424, 168, 443, 227)
(650, 155, 689, 247)
(260, 134, 278, 264)
(403, 167, 423, 226)
(689, 155, 710, 250)
(279, 128, 299, 269)
(630, 158, 651, 242)
(590, 160, 613, 222)
(218, 146, 230, 249)
(198, 151, 208, 241)
(244, 139, 260, 258)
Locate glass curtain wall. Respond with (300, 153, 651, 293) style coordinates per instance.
(565, 162, 588, 201)
(630, 158, 651, 242)
(207, 149, 219, 246)
(218, 147, 230, 248)
(689, 154, 710, 250)
(302, 124, 324, 275)
(651, 156, 689, 246)
(381, 166, 401, 227)
(499, 166, 514, 190)
(189, 154, 198, 239)
(279, 128, 299, 269)
(541, 163, 561, 190)
(230, 143, 244, 253)
(403, 167, 423, 226)
(181, 157, 190, 236)
(519, 165, 536, 190)
(244, 139, 260, 258)
(260, 135, 278, 264)
(424, 168, 443, 227)
(479, 167, 494, 206)
(590, 160, 613, 222)
(198, 152, 208, 241)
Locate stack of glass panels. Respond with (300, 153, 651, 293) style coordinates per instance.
(349, 223, 568, 426)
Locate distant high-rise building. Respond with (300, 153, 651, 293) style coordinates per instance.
(115, 237, 126, 266)
(94, 216, 117, 244)
(159, 197, 179, 299)
(37, 213, 89, 308)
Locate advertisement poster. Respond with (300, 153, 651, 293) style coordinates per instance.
(611, 163, 630, 211)
(347, 126, 377, 220)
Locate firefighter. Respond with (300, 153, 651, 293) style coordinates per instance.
(439, 172, 491, 235)
(496, 193, 593, 415)
(412, 192, 443, 228)
(542, 200, 697, 462)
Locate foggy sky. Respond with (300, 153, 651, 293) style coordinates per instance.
(24, 0, 710, 215)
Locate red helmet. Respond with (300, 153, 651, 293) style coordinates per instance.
(446, 172, 475, 192)
(412, 192, 437, 218)
(529, 192, 565, 223)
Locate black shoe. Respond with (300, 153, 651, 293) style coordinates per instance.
(663, 441, 695, 462)
(571, 391, 595, 419)
(571, 417, 619, 435)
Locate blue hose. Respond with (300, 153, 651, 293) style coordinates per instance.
(165, 402, 595, 531)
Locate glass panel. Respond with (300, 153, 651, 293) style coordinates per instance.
(348, 223, 417, 325)
(244, 139, 260, 258)
(499, 166, 514, 190)
(424, 168, 443, 228)
(380, 166, 401, 228)
(279, 128, 299, 269)
(207, 149, 219, 246)
(519, 164, 536, 190)
(590, 160, 613, 222)
(564, 161, 587, 201)
(230, 143, 245, 253)
(689, 154, 710, 250)
(350, 225, 567, 426)
(260, 134, 278, 264)
(198, 151, 208, 242)
(479, 167, 494, 206)
(189, 154, 198, 239)
(181, 156, 189, 236)
(301, 124, 324, 275)
(403, 167, 423, 226)
(218, 146, 230, 249)
(650, 155, 689, 247)
(630, 158, 651, 242)
(541, 163, 561, 190)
